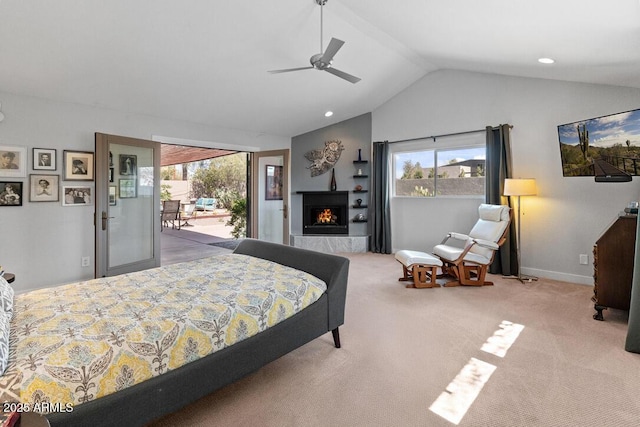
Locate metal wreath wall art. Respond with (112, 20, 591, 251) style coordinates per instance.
(305, 139, 344, 176)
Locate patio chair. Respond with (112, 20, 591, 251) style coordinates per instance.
(180, 203, 197, 227)
(161, 200, 182, 231)
(433, 203, 511, 286)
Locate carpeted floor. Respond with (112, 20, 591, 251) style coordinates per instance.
(149, 252, 640, 427)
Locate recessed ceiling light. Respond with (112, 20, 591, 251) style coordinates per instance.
(325, 111, 333, 117)
(538, 57, 555, 64)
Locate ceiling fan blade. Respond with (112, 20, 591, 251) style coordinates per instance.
(320, 37, 345, 63)
(268, 66, 314, 74)
(324, 67, 361, 84)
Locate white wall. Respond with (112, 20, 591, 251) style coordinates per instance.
(373, 70, 640, 284)
(0, 91, 289, 291)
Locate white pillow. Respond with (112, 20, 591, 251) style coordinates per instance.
(0, 277, 14, 317)
(478, 204, 508, 222)
(0, 311, 10, 375)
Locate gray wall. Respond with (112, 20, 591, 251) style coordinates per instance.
(0, 91, 289, 291)
(290, 113, 372, 236)
(373, 69, 640, 284)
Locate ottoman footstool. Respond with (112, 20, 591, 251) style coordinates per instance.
(395, 250, 443, 288)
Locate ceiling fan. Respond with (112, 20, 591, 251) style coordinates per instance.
(268, 0, 361, 84)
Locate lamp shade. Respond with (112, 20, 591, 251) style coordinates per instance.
(503, 178, 537, 196)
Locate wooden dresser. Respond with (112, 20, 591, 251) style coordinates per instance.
(592, 214, 637, 320)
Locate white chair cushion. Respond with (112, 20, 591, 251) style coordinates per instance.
(433, 244, 490, 265)
(432, 204, 510, 265)
(395, 250, 443, 267)
(479, 203, 509, 222)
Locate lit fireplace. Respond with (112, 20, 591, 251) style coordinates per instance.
(299, 191, 349, 235)
(316, 208, 338, 225)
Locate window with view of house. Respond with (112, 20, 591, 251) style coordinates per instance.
(391, 133, 485, 197)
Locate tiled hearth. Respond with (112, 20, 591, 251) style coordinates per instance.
(290, 235, 368, 253)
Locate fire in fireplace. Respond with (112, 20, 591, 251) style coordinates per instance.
(316, 208, 338, 225)
(299, 191, 349, 235)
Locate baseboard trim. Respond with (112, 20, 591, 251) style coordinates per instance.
(521, 267, 593, 286)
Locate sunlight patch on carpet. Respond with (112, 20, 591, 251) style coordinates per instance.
(429, 357, 496, 425)
(430, 320, 524, 424)
(481, 320, 525, 358)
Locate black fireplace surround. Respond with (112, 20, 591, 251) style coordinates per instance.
(299, 191, 349, 235)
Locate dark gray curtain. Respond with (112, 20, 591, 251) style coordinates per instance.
(371, 141, 392, 253)
(485, 125, 518, 275)
(625, 215, 640, 353)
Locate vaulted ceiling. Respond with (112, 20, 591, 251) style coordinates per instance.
(1, 1, 638, 139)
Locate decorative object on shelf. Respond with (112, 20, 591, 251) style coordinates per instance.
(358, 148, 362, 162)
(305, 139, 344, 177)
(330, 168, 337, 191)
(356, 198, 362, 206)
(355, 213, 365, 221)
(357, 168, 363, 175)
(354, 184, 362, 191)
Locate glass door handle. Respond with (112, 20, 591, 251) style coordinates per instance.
(101, 211, 115, 231)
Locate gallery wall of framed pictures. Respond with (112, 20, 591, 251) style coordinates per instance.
(0, 144, 95, 208)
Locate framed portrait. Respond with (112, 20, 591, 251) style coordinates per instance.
(109, 167, 114, 183)
(0, 181, 23, 206)
(33, 148, 57, 171)
(62, 185, 93, 206)
(109, 185, 117, 206)
(119, 154, 137, 176)
(119, 178, 136, 198)
(265, 164, 283, 200)
(0, 145, 27, 178)
(63, 150, 94, 181)
(29, 174, 59, 202)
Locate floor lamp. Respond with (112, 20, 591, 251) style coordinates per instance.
(503, 178, 538, 283)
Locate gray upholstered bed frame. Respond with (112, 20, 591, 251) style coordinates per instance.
(45, 239, 350, 427)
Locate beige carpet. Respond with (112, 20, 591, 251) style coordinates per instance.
(150, 252, 640, 427)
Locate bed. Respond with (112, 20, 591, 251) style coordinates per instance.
(0, 239, 350, 427)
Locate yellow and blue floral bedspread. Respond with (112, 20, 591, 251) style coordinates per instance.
(0, 253, 326, 412)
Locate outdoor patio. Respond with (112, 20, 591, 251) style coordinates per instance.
(160, 210, 239, 265)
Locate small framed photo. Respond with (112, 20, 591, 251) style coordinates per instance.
(0, 145, 27, 178)
(64, 150, 94, 181)
(119, 154, 137, 176)
(109, 185, 117, 206)
(109, 167, 114, 183)
(0, 181, 23, 206)
(62, 185, 93, 206)
(29, 174, 59, 202)
(119, 178, 136, 198)
(265, 165, 283, 200)
(33, 148, 57, 171)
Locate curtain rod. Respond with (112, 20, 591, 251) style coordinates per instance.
(377, 124, 512, 145)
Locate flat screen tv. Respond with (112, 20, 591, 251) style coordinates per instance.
(557, 108, 640, 181)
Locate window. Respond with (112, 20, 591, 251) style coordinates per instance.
(392, 133, 485, 197)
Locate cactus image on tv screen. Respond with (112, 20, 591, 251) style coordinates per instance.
(557, 108, 640, 181)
